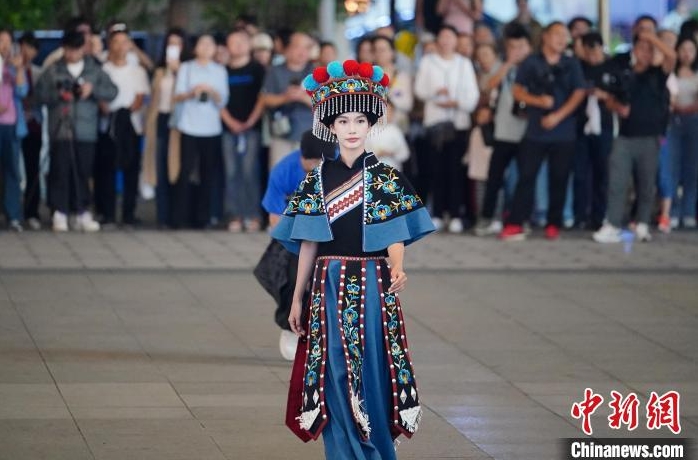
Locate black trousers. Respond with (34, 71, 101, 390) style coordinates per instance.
(430, 129, 471, 219)
(94, 109, 141, 223)
(171, 133, 221, 229)
(573, 130, 613, 228)
(22, 130, 42, 219)
(481, 140, 520, 220)
(507, 139, 576, 227)
(48, 140, 95, 214)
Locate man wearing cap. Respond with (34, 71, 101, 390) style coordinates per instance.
(258, 130, 333, 360)
(35, 30, 118, 232)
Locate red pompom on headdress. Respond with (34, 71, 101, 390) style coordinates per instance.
(343, 59, 360, 76)
(312, 67, 330, 84)
(379, 74, 390, 87)
(358, 62, 374, 78)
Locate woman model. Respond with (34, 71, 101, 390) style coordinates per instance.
(272, 59, 435, 459)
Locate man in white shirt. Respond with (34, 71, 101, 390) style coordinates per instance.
(96, 27, 150, 227)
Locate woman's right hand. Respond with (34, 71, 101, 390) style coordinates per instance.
(288, 298, 306, 337)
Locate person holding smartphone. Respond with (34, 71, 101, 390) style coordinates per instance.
(171, 34, 229, 228)
(0, 28, 28, 232)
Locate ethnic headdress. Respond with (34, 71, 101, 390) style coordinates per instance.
(302, 59, 390, 141)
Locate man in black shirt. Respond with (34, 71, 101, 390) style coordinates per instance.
(573, 32, 614, 230)
(500, 21, 586, 241)
(221, 28, 266, 232)
(593, 31, 676, 243)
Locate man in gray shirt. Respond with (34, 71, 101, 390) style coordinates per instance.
(262, 32, 314, 166)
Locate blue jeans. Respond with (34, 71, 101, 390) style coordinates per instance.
(0, 124, 22, 221)
(666, 114, 698, 220)
(222, 129, 261, 221)
(573, 130, 613, 227)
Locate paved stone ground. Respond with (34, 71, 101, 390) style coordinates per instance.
(0, 230, 697, 460)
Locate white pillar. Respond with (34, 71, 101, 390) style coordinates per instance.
(598, 0, 610, 50)
(319, 0, 337, 41)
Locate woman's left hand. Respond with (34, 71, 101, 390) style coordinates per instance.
(388, 267, 407, 293)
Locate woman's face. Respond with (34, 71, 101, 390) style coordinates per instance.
(195, 35, 216, 61)
(678, 40, 697, 67)
(437, 28, 458, 55)
(330, 112, 370, 152)
(373, 39, 394, 67)
(358, 41, 373, 63)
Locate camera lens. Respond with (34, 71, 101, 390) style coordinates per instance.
(199, 92, 209, 103)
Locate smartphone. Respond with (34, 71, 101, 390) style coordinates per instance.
(166, 45, 181, 62)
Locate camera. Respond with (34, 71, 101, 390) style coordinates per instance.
(511, 64, 559, 118)
(599, 68, 632, 105)
(57, 77, 84, 98)
(198, 91, 209, 103)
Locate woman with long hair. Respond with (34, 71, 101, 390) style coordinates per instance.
(272, 59, 434, 459)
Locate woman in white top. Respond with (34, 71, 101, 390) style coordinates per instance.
(414, 25, 479, 233)
(144, 28, 190, 228)
(663, 35, 698, 230)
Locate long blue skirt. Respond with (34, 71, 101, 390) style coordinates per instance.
(321, 259, 397, 460)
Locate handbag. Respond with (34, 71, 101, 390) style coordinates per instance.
(428, 120, 456, 150)
(270, 110, 292, 138)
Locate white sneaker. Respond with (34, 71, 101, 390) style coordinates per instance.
(52, 211, 69, 232)
(593, 223, 622, 243)
(431, 217, 444, 232)
(683, 217, 697, 229)
(635, 222, 651, 242)
(26, 217, 41, 230)
(448, 217, 463, 234)
(279, 330, 298, 361)
(474, 219, 502, 236)
(75, 211, 100, 232)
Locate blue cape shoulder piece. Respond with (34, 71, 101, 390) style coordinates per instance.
(271, 154, 435, 255)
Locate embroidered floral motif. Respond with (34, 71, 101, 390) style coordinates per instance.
(284, 167, 324, 216)
(339, 268, 370, 439)
(365, 167, 423, 224)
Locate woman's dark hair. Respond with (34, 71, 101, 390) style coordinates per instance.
(355, 36, 373, 60)
(157, 27, 191, 68)
(634, 14, 657, 29)
(324, 110, 379, 128)
(19, 31, 39, 50)
(675, 35, 698, 72)
(371, 35, 395, 52)
(680, 19, 698, 40)
(437, 24, 459, 38)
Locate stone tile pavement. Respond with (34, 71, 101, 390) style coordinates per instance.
(0, 230, 697, 459)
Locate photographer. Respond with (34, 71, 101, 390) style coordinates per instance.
(171, 34, 229, 229)
(500, 21, 586, 241)
(35, 31, 117, 232)
(593, 31, 676, 243)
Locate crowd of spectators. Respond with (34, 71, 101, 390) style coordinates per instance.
(1, 0, 697, 245)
